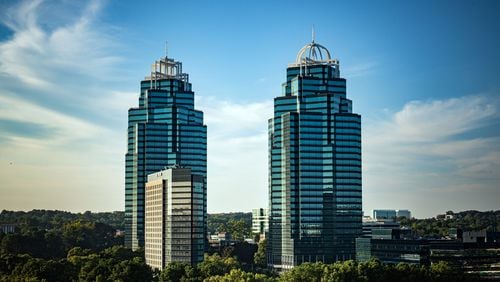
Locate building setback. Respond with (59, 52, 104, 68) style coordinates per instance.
(125, 55, 207, 250)
(145, 167, 206, 269)
(268, 38, 362, 270)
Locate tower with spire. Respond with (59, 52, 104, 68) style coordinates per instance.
(125, 52, 207, 251)
(267, 36, 362, 270)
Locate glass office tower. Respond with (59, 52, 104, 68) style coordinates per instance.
(268, 39, 362, 270)
(125, 56, 207, 250)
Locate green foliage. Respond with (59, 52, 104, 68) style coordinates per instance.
(205, 268, 277, 282)
(160, 261, 199, 282)
(0, 209, 484, 281)
(0, 210, 149, 281)
(276, 260, 474, 282)
(108, 257, 153, 282)
(198, 253, 240, 279)
(220, 242, 257, 265)
(0, 210, 125, 232)
(254, 239, 266, 267)
(0, 212, 123, 259)
(226, 219, 249, 241)
(280, 262, 325, 282)
(398, 210, 500, 238)
(0, 246, 152, 282)
(207, 213, 252, 239)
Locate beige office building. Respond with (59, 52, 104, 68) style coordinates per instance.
(145, 167, 206, 270)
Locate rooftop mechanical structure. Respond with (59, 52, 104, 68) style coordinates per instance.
(289, 33, 340, 78)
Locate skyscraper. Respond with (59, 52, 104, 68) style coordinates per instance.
(145, 167, 206, 269)
(268, 38, 362, 270)
(125, 55, 207, 250)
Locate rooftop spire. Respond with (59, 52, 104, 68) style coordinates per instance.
(312, 25, 315, 43)
(165, 41, 168, 59)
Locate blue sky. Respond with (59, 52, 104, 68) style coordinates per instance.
(0, 0, 499, 218)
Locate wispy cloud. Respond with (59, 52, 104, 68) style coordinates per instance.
(197, 96, 273, 212)
(0, 94, 106, 147)
(363, 95, 500, 217)
(0, 0, 121, 91)
(343, 61, 378, 78)
(0, 0, 126, 212)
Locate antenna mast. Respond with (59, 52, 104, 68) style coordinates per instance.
(312, 25, 315, 43)
(165, 41, 168, 59)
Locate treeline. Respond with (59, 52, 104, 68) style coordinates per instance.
(207, 212, 252, 240)
(1, 250, 473, 282)
(0, 209, 477, 281)
(399, 210, 500, 238)
(0, 220, 122, 259)
(0, 246, 152, 281)
(0, 210, 125, 231)
(1, 210, 253, 241)
(158, 257, 474, 282)
(0, 210, 123, 260)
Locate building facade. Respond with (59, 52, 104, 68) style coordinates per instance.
(268, 39, 362, 270)
(252, 208, 269, 237)
(372, 209, 412, 220)
(357, 236, 500, 280)
(125, 55, 207, 250)
(145, 167, 206, 269)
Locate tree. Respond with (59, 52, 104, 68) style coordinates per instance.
(205, 268, 276, 282)
(254, 239, 266, 267)
(357, 259, 385, 282)
(279, 262, 325, 282)
(110, 257, 154, 282)
(198, 253, 240, 279)
(227, 219, 250, 241)
(160, 261, 191, 282)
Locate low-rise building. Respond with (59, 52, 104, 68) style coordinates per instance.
(356, 229, 500, 280)
(372, 209, 412, 221)
(144, 167, 206, 270)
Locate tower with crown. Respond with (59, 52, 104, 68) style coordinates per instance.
(267, 35, 362, 270)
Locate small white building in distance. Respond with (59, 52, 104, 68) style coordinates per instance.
(252, 208, 269, 239)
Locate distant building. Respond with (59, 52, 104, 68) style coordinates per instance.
(361, 220, 405, 239)
(372, 210, 397, 220)
(144, 167, 206, 270)
(356, 237, 429, 265)
(372, 209, 411, 220)
(0, 224, 15, 234)
(356, 230, 500, 280)
(396, 210, 411, 219)
(252, 208, 268, 238)
(445, 214, 455, 220)
(208, 232, 236, 250)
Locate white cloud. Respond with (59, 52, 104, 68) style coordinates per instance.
(0, 0, 125, 212)
(363, 95, 500, 217)
(0, 0, 121, 91)
(197, 96, 273, 212)
(0, 94, 106, 147)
